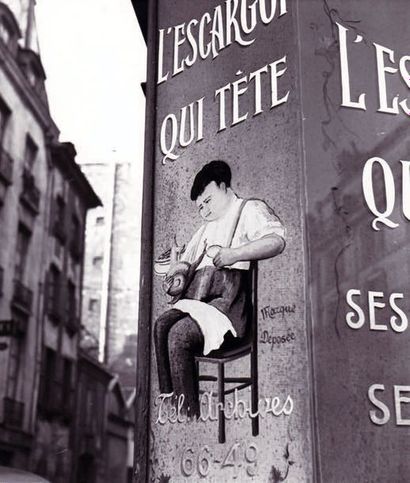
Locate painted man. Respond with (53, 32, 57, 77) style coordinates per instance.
(154, 160, 285, 417)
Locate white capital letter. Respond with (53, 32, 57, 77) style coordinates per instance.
(337, 23, 366, 110)
(362, 157, 399, 231)
(346, 289, 365, 329)
(374, 43, 399, 114)
(368, 384, 390, 425)
(394, 386, 410, 426)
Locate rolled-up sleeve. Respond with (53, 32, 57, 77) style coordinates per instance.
(240, 200, 286, 243)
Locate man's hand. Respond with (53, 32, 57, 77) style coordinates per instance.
(212, 247, 238, 268)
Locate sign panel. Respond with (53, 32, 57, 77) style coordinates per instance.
(136, 0, 314, 481)
(300, 0, 410, 481)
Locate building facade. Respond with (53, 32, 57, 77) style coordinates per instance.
(33, 143, 100, 482)
(0, 0, 58, 468)
(0, 2, 100, 481)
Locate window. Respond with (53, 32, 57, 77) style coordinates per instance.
(39, 347, 58, 414)
(92, 255, 103, 267)
(53, 195, 66, 242)
(95, 216, 105, 226)
(15, 224, 31, 282)
(55, 196, 65, 217)
(88, 298, 99, 312)
(70, 214, 83, 260)
(66, 280, 76, 320)
(0, 98, 12, 186)
(27, 68, 37, 88)
(20, 167, 40, 214)
(0, 4, 19, 55)
(6, 338, 22, 401)
(47, 265, 61, 320)
(0, 97, 10, 146)
(72, 214, 80, 235)
(24, 135, 38, 170)
(0, 20, 11, 47)
(85, 385, 97, 432)
(62, 358, 74, 419)
(66, 280, 80, 334)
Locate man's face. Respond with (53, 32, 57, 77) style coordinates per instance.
(196, 181, 230, 221)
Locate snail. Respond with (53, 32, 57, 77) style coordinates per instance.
(163, 248, 206, 303)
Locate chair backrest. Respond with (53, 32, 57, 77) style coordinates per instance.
(248, 261, 258, 352)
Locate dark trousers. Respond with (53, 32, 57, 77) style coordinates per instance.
(154, 309, 204, 416)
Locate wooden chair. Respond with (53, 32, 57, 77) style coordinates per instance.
(195, 262, 259, 444)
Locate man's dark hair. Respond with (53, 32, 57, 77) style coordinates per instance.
(190, 160, 232, 201)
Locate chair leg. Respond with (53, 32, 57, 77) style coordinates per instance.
(218, 363, 225, 444)
(251, 353, 259, 437)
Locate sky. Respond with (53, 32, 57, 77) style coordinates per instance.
(35, 0, 147, 165)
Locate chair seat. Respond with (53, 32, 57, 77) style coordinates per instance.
(196, 340, 252, 363)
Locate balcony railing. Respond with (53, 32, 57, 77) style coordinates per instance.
(20, 168, 40, 214)
(0, 147, 13, 185)
(3, 397, 24, 428)
(0, 317, 28, 337)
(12, 280, 33, 315)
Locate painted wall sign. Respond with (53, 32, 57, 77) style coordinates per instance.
(134, 0, 410, 481)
